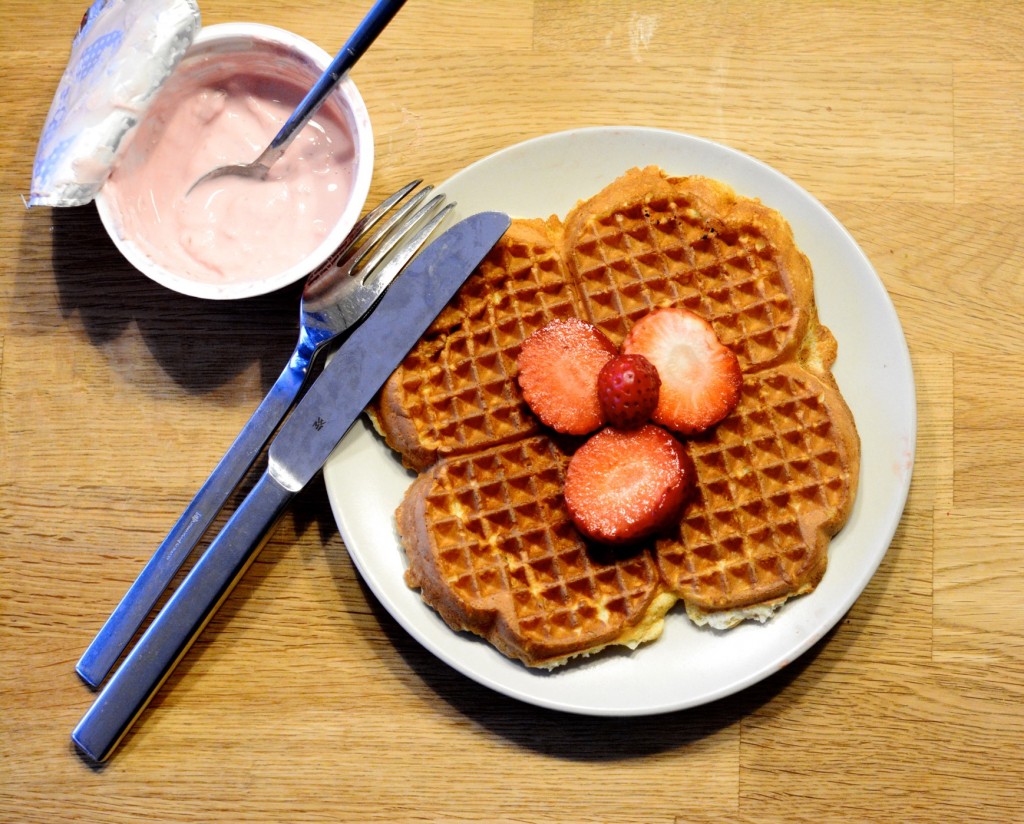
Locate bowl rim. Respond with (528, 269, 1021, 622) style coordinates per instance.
(94, 21, 374, 301)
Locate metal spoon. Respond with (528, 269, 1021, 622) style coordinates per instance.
(187, 0, 406, 196)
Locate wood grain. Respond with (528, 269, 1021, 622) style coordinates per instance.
(2, 2, 1023, 822)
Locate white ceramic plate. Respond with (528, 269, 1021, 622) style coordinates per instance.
(322, 127, 915, 716)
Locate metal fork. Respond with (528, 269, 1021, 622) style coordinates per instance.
(76, 181, 453, 688)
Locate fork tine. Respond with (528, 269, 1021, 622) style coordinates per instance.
(337, 185, 438, 277)
(359, 200, 457, 297)
(302, 181, 429, 300)
(352, 193, 448, 283)
(333, 179, 421, 259)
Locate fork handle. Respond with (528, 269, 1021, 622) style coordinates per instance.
(75, 350, 310, 688)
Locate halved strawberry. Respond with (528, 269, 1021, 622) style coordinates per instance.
(622, 308, 741, 435)
(564, 424, 695, 545)
(597, 354, 661, 429)
(516, 318, 617, 435)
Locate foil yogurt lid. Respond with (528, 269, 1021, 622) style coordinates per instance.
(29, 0, 201, 207)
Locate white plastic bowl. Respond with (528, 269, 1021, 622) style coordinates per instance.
(95, 22, 373, 300)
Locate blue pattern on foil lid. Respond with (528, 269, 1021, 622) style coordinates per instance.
(29, 0, 201, 207)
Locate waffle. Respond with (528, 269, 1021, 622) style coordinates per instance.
(375, 218, 579, 472)
(562, 167, 815, 366)
(398, 436, 675, 667)
(375, 167, 860, 666)
(660, 362, 858, 629)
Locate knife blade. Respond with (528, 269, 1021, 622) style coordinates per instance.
(71, 210, 510, 762)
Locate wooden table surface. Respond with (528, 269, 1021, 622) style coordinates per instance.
(3, 1, 1022, 821)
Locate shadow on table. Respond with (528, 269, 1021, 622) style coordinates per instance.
(44, 204, 301, 395)
(351, 554, 852, 761)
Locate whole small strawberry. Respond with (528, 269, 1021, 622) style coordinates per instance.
(597, 354, 661, 429)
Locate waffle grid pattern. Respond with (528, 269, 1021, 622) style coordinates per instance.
(569, 194, 799, 369)
(657, 366, 849, 609)
(392, 229, 581, 459)
(421, 437, 661, 650)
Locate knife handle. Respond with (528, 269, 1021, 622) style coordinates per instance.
(75, 354, 307, 689)
(72, 470, 295, 763)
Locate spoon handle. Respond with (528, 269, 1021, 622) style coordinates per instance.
(75, 350, 311, 688)
(258, 0, 408, 169)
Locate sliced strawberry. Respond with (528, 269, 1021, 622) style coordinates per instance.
(516, 318, 616, 435)
(597, 354, 661, 430)
(564, 424, 694, 545)
(622, 308, 741, 435)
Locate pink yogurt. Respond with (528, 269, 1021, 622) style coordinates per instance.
(96, 24, 373, 300)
